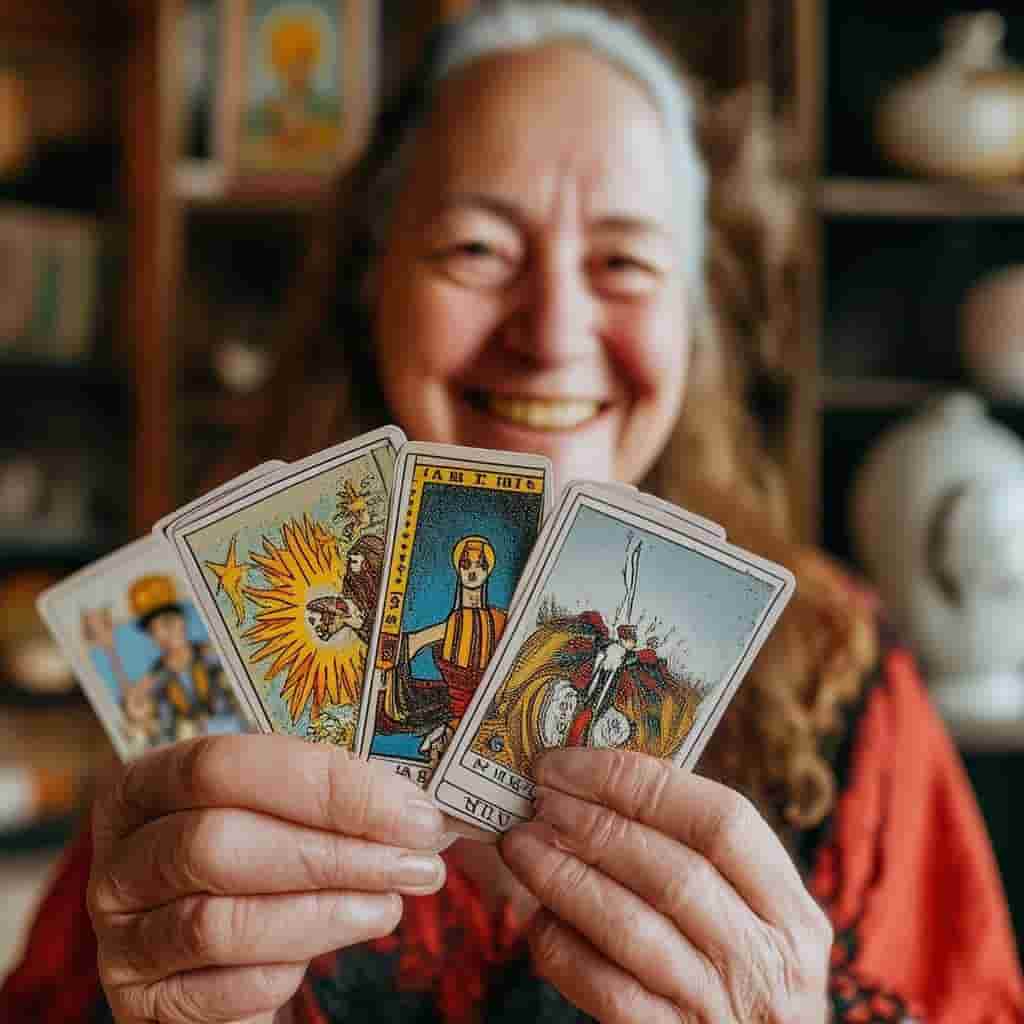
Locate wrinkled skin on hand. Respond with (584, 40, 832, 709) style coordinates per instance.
(88, 735, 448, 1024)
(501, 748, 833, 1024)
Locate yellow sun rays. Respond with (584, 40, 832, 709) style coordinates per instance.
(242, 515, 365, 725)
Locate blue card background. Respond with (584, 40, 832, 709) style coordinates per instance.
(370, 480, 543, 759)
(90, 601, 212, 697)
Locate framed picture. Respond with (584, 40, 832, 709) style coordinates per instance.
(220, 0, 377, 196)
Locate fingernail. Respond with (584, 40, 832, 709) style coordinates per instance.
(404, 797, 446, 843)
(340, 891, 402, 931)
(395, 853, 445, 891)
(420, 832, 459, 854)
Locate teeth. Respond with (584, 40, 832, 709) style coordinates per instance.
(487, 395, 601, 430)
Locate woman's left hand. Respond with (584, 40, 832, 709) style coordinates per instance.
(500, 748, 833, 1023)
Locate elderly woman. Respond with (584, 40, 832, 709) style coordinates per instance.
(4, 3, 1023, 1023)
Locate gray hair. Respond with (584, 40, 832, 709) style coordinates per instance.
(372, 1, 708, 301)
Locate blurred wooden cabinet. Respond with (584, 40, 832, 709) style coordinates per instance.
(0, 0, 174, 841)
(790, 1, 1024, 555)
(18, 2, 1024, 644)
(0, 2, 169, 539)
(792, 0, 1024, 950)
(0, 0, 779, 536)
(153, 0, 482, 517)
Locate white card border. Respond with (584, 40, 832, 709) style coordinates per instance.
(152, 459, 288, 544)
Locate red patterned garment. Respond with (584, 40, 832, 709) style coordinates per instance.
(809, 640, 1024, 1023)
(4, 629, 1023, 1024)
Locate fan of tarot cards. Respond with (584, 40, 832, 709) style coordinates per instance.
(37, 427, 793, 838)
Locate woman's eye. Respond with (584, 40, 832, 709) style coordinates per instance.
(593, 254, 660, 296)
(436, 239, 518, 287)
(457, 241, 495, 258)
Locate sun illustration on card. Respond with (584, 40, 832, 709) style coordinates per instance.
(239, 515, 367, 732)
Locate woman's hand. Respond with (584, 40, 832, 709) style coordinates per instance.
(89, 734, 448, 1023)
(500, 748, 833, 1023)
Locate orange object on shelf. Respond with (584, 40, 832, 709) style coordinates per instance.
(0, 764, 77, 832)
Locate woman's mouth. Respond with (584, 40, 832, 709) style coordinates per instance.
(466, 391, 605, 431)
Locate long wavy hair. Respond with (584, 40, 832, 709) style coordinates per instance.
(223, 1, 876, 835)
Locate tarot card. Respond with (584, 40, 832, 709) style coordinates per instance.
(36, 536, 252, 762)
(356, 443, 554, 787)
(429, 481, 794, 837)
(152, 460, 292, 724)
(592, 482, 725, 541)
(168, 427, 404, 749)
(152, 460, 287, 545)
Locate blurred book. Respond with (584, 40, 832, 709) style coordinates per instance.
(0, 204, 103, 364)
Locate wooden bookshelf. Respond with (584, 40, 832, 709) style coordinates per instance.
(0, 1, 174, 534)
(797, 0, 1024, 793)
(789, 2, 1024, 545)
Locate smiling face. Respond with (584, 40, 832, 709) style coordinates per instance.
(370, 45, 690, 484)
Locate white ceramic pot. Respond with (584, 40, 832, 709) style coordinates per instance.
(850, 392, 1024, 723)
(961, 264, 1024, 399)
(874, 12, 1024, 182)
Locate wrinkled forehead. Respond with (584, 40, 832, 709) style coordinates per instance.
(406, 45, 679, 231)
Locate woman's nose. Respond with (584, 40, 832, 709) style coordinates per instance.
(501, 253, 599, 368)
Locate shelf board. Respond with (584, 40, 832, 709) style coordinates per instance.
(947, 713, 1024, 754)
(174, 168, 319, 215)
(820, 377, 944, 409)
(818, 178, 1024, 219)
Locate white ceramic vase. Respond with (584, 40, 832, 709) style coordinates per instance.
(874, 11, 1024, 182)
(850, 392, 1024, 723)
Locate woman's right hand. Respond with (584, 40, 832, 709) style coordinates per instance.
(88, 734, 448, 1023)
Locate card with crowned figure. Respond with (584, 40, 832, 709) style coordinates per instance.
(37, 536, 253, 761)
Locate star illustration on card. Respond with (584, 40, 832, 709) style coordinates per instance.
(205, 535, 251, 627)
